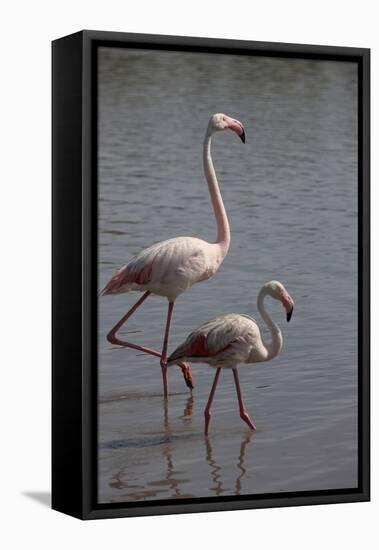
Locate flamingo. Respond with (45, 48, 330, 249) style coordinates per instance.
(167, 281, 294, 434)
(100, 113, 246, 398)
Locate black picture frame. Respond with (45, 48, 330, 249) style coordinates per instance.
(52, 30, 370, 520)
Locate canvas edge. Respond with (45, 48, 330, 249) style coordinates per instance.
(52, 31, 85, 519)
(52, 30, 370, 520)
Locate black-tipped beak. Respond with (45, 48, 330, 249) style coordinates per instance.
(239, 129, 246, 143)
(286, 308, 293, 322)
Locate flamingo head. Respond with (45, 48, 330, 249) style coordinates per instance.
(264, 281, 294, 322)
(208, 113, 246, 143)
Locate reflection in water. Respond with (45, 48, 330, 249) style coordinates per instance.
(235, 431, 254, 495)
(181, 395, 194, 421)
(109, 396, 195, 500)
(152, 397, 195, 498)
(107, 397, 255, 501)
(205, 431, 254, 496)
(205, 436, 223, 496)
(109, 470, 144, 491)
(163, 399, 169, 431)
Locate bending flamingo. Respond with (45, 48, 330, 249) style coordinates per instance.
(100, 113, 246, 398)
(167, 281, 294, 433)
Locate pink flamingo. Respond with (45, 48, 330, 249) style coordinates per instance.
(100, 114, 246, 398)
(167, 281, 294, 434)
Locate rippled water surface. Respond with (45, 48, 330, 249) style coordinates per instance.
(98, 48, 358, 504)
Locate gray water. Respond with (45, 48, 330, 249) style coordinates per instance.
(98, 48, 358, 504)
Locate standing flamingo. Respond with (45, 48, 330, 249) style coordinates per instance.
(100, 113, 246, 398)
(167, 281, 294, 434)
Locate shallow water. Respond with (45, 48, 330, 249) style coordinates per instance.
(98, 48, 358, 503)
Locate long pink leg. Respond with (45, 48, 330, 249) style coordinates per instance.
(106, 291, 161, 358)
(106, 293, 193, 394)
(204, 368, 221, 435)
(159, 301, 194, 396)
(232, 368, 256, 431)
(160, 301, 175, 398)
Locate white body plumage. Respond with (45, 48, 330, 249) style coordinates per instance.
(102, 236, 223, 302)
(168, 281, 294, 369)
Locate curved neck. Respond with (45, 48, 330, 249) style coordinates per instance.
(203, 133, 230, 256)
(257, 289, 283, 360)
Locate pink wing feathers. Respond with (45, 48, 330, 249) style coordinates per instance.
(167, 314, 256, 365)
(99, 236, 219, 298)
(100, 259, 153, 296)
(99, 239, 166, 296)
